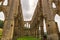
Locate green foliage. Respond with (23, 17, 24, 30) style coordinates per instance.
(0, 20, 4, 28)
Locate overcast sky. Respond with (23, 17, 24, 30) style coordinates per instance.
(0, 0, 60, 32)
(21, 0, 38, 21)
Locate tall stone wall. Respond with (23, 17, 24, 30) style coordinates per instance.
(1, 0, 19, 40)
(13, 0, 24, 40)
(30, 0, 59, 40)
(0, 0, 60, 40)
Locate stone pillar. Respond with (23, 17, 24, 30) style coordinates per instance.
(45, 20, 59, 40)
(13, 0, 24, 39)
(18, 7, 24, 37)
(1, 0, 19, 40)
(30, 26, 37, 37)
(39, 18, 44, 40)
(31, 24, 37, 37)
(41, 0, 59, 40)
(30, 27, 35, 37)
(1, 17, 14, 40)
(1, 6, 14, 40)
(34, 28, 36, 37)
(55, 22, 60, 40)
(35, 26, 39, 38)
(40, 25, 44, 40)
(13, 17, 19, 40)
(34, 28, 37, 37)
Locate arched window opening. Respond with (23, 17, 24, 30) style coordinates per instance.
(39, 26, 41, 31)
(52, 2, 56, 8)
(0, 0, 8, 6)
(28, 24, 30, 28)
(24, 24, 27, 27)
(39, 26, 41, 37)
(24, 22, 30, 28)
(54, 14, 60, 32)
(3, 0, 8, 6)
(0, 12, 5, 21)
(26, 22, 28, 28)
(43, 19, 47, 32)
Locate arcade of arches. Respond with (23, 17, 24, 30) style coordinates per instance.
(0, 0, 60, 40)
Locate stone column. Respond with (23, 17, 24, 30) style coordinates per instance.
(39, 18, 44, 40)
(1, 16, 14, 40)
(30, 27, 35, 37)
(45, 20, 59, 40)
(41, 0, 59, 40)
(40, 25, 44, 40)
(55, 22, 60, 40)
(1, 0, 19, 40)
(34, 28, 36, 37)
(35, 26, 39, 38)
(13, 17, 19, 40)
(1, 5, 14, 40)
(17, 2, 24, 37)
(34, 29, 35, 37)
(13, 0, 24, 39)
(32, 24, 37, 37)
(30, 23, 35, 37)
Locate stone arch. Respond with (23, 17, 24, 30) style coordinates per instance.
(0, 12, 5, 21)
(24, 21, 31, 28)
(23, 21, 31, 36)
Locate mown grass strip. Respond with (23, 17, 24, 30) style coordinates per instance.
(17, 36, 40, 40)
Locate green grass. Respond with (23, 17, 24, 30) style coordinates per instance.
(17, 36, 40, 40)
(0, 28, 2, 38)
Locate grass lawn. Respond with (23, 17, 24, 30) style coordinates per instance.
(17, 36, 40, 40)
(0, 28, 2, 38)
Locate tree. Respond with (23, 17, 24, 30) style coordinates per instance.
(0, 20, 4, 28)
